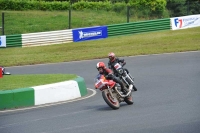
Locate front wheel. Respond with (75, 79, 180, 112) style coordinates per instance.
(102, 90, 120, 110)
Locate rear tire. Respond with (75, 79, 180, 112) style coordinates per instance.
(124, 95, 134, 105)
(102, 90, 120, 110)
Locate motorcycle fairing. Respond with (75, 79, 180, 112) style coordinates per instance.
(95, 74, 115, 90)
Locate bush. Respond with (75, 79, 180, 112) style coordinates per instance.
(0, 0, 70, 11)
(0, 0, 166, 16)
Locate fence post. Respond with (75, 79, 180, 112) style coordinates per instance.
(187, 1, 189, 15)
(68, 1, 72, 29)
(127, 6, 130, 23)
(1, 12, 4, 35)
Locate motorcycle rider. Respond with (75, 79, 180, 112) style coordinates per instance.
(96, 62, 128, 94)
(108, 52, 126, 74)
(108, 52, 137, 91)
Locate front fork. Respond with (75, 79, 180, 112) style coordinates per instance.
(128, 73, 134, 81)
(122, 72, 134, 86)
(107, 86, 116, 101)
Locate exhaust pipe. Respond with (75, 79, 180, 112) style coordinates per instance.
(129, 84, 133, 91)
(115, 86, 132, 98)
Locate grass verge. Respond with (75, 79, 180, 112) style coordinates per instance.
(0, 74, 77, 90)
(1, 27, 200, 67)
(0, 27, 199, 91)
(1, 10, 128, 35)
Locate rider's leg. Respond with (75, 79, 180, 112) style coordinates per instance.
(112, 76, 128, 94)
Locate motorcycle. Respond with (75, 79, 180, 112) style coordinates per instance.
(94, 74, 133, 110)
(111, 62, 137, 92)
(0, 66, 11, 75)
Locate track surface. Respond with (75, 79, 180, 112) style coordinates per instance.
(0, 52, 200, 133)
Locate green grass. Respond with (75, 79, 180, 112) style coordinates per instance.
(0, 10, 161, 35)
(0, 74, 77, 90)
(0, 10, 129, 35)
(0, 10, 199, 91)
(1, 27, 200, 67)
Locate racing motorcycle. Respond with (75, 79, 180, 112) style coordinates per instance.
(0, 66, 11, 75)
(111, 62, 137, 92)
(94, 74, 133, 110)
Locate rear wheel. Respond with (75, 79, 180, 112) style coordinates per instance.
(102, 90, 120, 110)
(124, 95, 133, 105)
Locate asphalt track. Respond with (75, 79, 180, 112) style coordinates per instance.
(0, 51, 200, 133)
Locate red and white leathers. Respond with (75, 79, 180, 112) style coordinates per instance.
(95, 74, 115, 90)
(95, 62, 126, 93)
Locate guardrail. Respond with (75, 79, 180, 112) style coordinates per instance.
(22, 29, 73, 47)
(2, 30, 73, 48)
(6, 34, 22, 47)
(107, 18, 171, 37)
(0, 18, 173, 48)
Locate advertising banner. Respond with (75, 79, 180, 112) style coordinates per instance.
(0, 36, 6, 47)
(171, 14, 200, 30)
(72, 26, 108, 42)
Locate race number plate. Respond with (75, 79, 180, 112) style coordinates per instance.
(114, 63, 122, 70)
(95, 80, 104, 89)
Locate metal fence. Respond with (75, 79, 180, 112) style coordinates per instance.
(0, 1, 199, 35)
(107, 18, 170, 37)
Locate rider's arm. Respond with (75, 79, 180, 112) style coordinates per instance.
(108, 62, 111, 69)
(118, 58, 125, 63)
(118, 58, 126, 66)
(105, 68, 113, 75)
(104, 68, 114, 80)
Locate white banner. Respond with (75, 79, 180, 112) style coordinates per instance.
(171, 14, 200, 30)
(0, 36, 6, 47)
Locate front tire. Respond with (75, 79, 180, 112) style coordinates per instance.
(102, 90, 120, 110)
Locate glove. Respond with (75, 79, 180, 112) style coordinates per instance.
(122, 62, 126, 66)
(105, 73, 114, 79)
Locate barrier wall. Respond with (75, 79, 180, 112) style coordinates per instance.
(22, 29, 73, 47)
(0, 77, 88, 110)
(107, 18, 170, 37)
(6, 34, 22, 47)
(2, 15, 199, 48)
(0, 18, 171, 48)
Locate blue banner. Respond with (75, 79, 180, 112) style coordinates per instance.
(72, 26, 108, 42)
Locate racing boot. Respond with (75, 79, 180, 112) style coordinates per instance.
(112, 77, 128, 95)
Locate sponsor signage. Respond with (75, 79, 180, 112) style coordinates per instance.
(0, 36, 6, 47)
(72, 26, 108, 42)
(171, 14, 200, 30)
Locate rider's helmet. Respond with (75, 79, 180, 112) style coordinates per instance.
(96, 62, 106, 74)
(108, 52, 116, 62)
